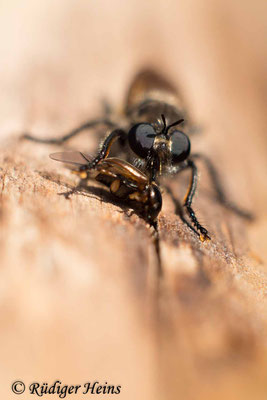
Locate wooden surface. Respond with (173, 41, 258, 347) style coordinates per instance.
(0, 1, 267, 399)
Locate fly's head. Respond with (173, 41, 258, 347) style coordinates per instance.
(128, 114, 191, 177)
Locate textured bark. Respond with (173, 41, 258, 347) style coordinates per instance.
(0, 1, 266, 400)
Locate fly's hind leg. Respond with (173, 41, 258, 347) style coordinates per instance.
(192, 153, 254, 220)
(22, 119, 116, 144)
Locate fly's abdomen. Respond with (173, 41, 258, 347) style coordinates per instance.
(125, 69, 185, 125)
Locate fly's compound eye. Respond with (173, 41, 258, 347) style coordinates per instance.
(128, 123, 156, 158)
(170, 130, 191, 163)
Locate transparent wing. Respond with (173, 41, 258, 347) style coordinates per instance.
(49, 151, 92, 166)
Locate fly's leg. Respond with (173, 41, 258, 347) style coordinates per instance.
(22, 119, 116, 144)
(164, 184, 201, 239)
(163, 162, 203, 239)
(184, 160, 210, 241)
(79, 129, 127, 172)
(55, 129, 127, 197)
(192, 153, 254, 220)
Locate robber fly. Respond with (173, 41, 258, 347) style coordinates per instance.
(23, 69, 253, 241)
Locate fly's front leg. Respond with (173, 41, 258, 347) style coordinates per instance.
(164, 184, 201, 238)
(164, 162, 202, 239)
(184, 160, 210, 241)
(79, 129, 127, 173)
(22, 119, 116, 144)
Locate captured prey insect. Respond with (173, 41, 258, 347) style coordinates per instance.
(49, 152, 162, 225)
(23, 69, 253, 241)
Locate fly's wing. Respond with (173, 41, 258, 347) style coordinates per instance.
(49, 151, 92, 168)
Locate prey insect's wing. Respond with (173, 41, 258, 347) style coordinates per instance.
(99, 158, 148, 186)
(49, 151, 92, 167)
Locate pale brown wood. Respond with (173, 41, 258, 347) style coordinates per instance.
(0, 1, 266, 399)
